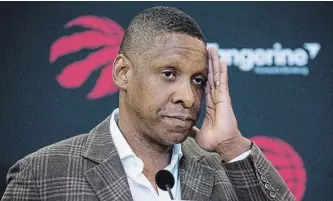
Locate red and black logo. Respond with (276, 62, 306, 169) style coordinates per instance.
(50, 15, 124, 99)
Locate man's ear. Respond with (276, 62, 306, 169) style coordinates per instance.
(112, 54, 133, 90)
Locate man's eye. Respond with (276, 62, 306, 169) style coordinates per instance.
(162, 71, 176, 79)
(192, 77, 205, 86)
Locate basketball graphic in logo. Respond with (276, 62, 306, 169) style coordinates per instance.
(250, 136, 306, 201)
(50, 15, 124, 99)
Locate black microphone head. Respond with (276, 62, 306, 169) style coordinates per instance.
(155, 170, 175, 191)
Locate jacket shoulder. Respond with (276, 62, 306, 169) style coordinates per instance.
(5, 133, 91, 184)
(21, 133, 90, 166)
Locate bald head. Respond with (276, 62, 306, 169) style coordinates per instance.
(119, 6, 206, 60)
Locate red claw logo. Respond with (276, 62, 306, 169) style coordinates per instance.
(250, 136, 307, 201)
(49, 16, 124, 99)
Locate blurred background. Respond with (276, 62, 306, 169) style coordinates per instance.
(0, 2, 332, 200)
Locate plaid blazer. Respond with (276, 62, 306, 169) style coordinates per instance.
(2, 116, 295, 201)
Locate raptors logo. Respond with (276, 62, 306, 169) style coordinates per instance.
(250, 136, 307, 201)
(50, 16, 124, 99)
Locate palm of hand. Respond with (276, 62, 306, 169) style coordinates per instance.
(193, 47, 242, 153)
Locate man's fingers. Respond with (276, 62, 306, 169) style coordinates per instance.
(205, 80, 212, 102)
(207, 48, 214, 89)
(207, 48, 231, 104)
(211, 48, 220, 91)
(219, 60, 229, 95)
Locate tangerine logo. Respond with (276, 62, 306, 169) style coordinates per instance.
(250, 136, 306, 201)
(49, 15, 124, 99)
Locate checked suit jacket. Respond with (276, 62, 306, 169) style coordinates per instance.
(2, 116, 296, 201)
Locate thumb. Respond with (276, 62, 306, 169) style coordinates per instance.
(189, 126, 200, 138)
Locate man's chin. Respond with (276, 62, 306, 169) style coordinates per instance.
(163, 130, 191, 145)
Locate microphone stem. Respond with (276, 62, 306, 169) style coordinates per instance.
(165, 185, 174, 200)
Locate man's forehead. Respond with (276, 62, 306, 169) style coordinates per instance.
(150, 33, 208, 57)
(156, 33, 206, 48)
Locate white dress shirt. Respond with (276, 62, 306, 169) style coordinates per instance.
(109, 108, 250, 201)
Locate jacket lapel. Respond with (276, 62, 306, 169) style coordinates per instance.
(82, 116, 133, 201)
(81, 115, 215, 201)
(180, 138, 214, 200)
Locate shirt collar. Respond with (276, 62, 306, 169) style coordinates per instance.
(110, 108, 136, 160)
(109, 108, 183, 174)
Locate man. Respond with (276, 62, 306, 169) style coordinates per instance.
(2, 6, 295, 201)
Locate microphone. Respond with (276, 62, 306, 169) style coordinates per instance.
(155, 170, 175, 200)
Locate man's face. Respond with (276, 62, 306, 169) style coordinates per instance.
(125, 33, 208, 145)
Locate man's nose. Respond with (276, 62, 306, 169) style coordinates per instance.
(171, 80, 196, 108)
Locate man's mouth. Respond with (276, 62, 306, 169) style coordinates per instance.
(161, 115, 194, 129)
(164, 115, 194, 121)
